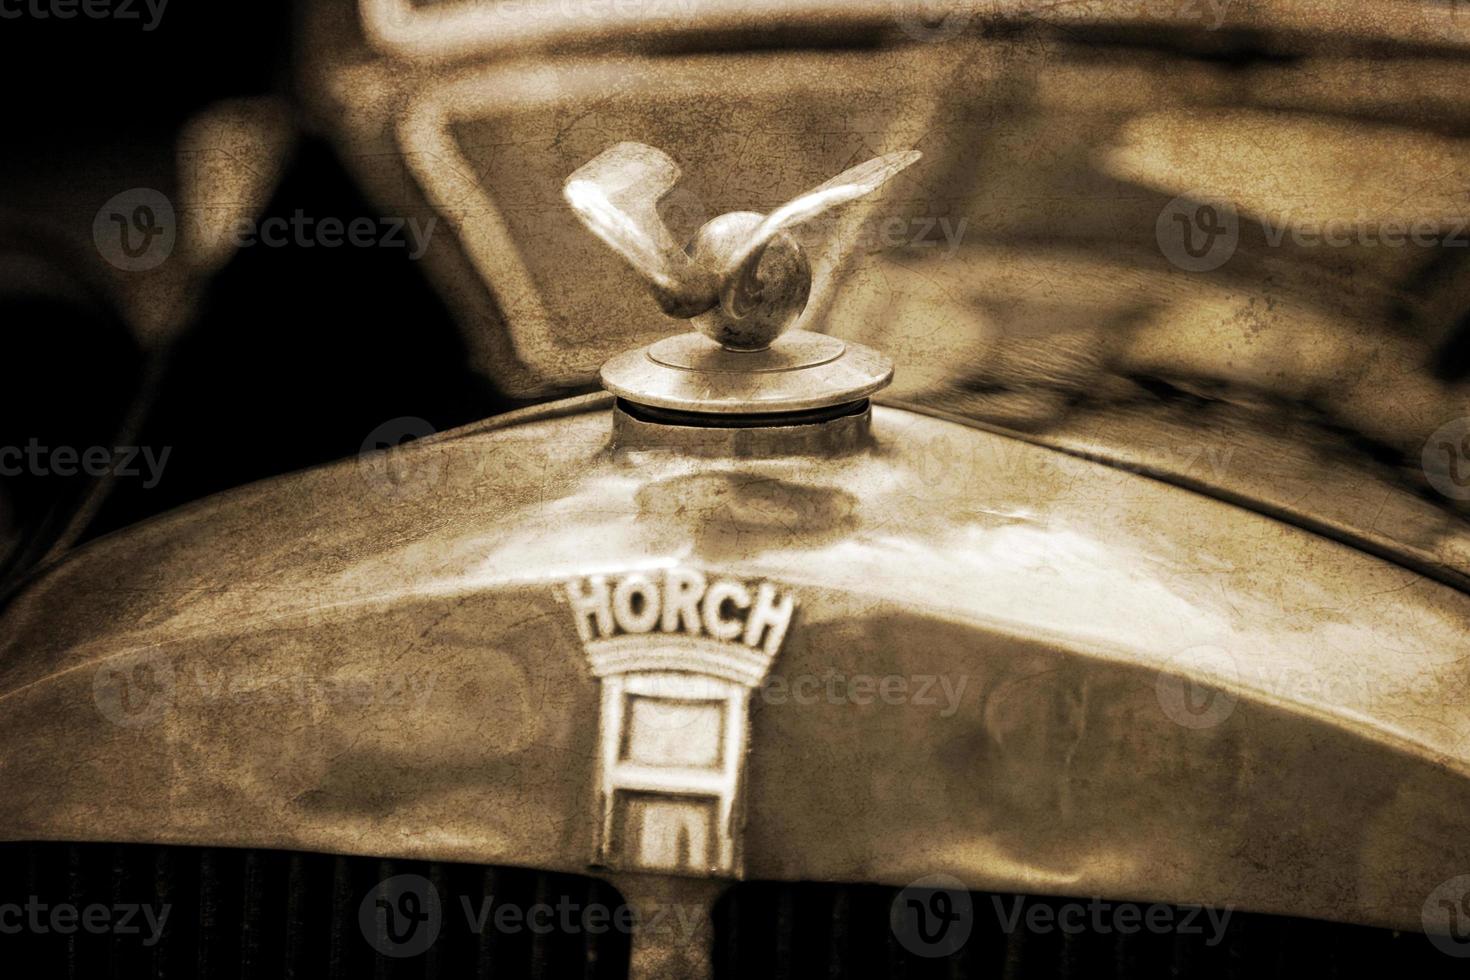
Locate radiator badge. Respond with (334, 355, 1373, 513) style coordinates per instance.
(565, 569, 795, 878)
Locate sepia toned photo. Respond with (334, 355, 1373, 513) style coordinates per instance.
(2, 1, 1470, 976)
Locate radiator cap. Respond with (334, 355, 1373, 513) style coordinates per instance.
(600, 329, 891, 415)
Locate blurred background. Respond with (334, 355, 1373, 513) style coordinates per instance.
(3, 0, 1470, 594)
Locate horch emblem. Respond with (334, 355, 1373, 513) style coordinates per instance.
(565, 569, 796, 877)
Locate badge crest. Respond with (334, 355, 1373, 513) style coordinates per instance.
(566, 569, 795, 876)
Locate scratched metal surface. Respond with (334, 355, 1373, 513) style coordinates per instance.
(292, 1, 1470, 598)
(1, 395, 1467, 932)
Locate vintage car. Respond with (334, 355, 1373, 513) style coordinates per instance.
(2, 1, 1470, 978)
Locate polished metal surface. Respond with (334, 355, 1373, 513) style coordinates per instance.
(601, 330, 893, 416)
(2, 393, 1468, 942)
(7, 7, 1470, 976)
(611, 398, 875, 456)
(571, 142, 908, 417)
(563, 142, 918, 348)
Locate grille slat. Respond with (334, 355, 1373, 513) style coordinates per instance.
(4, 843, 1467, 978)
(326, 854, 352, 980)
(711, 882, 1470, 980)
(472, 865, 498, 980)
(0, 842, 629, 980)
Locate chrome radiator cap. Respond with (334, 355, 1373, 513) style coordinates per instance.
(600, 329, 892, 417)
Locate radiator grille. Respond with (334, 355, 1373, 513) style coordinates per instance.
(711, 881, 1459, 980)
(1, 843, 1461, 978)
(0, 841, 629, 979)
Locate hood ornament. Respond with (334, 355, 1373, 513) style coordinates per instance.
(564, 142, 919, 417)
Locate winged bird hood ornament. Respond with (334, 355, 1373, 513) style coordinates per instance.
(564, 141, 920, 350)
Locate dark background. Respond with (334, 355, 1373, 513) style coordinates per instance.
(0, 2, 508, 593)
